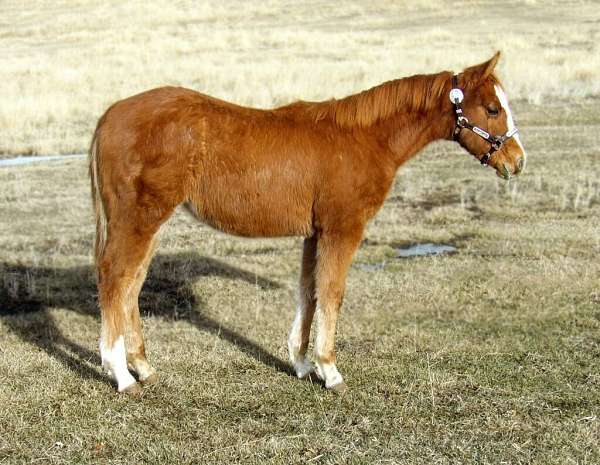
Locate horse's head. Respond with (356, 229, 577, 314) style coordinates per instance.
(451, 52, 527, 179)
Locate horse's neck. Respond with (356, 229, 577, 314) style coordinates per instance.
(312, 71, 455, 167)
(378, 108, 454, 167)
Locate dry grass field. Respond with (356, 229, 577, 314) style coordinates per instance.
(1, 1, 600, 464)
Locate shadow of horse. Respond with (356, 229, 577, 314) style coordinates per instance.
(0, 252, 294, 385)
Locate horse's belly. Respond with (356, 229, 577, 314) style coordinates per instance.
(188, 183, 314, 238)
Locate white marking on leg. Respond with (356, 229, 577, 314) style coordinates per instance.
(288, 304, 315, 378)
(100, 335, 137, 392)
(495, 84, 527, 166)
(315, 361, 344, 388)
(314, 306, 344, 389)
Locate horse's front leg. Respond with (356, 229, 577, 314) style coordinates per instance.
(313, 228, 363, 393)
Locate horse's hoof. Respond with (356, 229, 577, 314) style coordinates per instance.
(140, 373, 158, 386)
(329, 382, 348, 395)
(121, 382, 142, 396)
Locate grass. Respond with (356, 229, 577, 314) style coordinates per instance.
(1, 1, 600, 463)
(1, 0, 600, 155)
(1, 97, 599, 463)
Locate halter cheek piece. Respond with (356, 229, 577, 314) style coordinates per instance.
(450, 75, 518, 166)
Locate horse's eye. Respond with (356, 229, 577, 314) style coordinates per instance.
(486, 105, 499, 117)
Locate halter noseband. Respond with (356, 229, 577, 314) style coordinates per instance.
(450, 75, 518, 166)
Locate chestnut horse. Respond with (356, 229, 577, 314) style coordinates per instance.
(89, 52, 526, 394)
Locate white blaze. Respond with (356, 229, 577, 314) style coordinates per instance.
(494, 84, 527, 165)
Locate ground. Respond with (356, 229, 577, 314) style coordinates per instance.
(1, 1, 599, 464)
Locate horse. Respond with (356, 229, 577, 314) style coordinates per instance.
(89, 51, 526, 394)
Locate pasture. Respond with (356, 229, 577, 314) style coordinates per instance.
(1, 1, 599, 463)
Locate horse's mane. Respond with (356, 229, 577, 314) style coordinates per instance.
(279, 70, 501, 129)
(297, 71, 453, 128)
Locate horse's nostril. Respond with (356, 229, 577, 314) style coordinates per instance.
(516, 156, 525, 172)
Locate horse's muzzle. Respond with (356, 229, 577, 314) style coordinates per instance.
(496, 155, 525, 180)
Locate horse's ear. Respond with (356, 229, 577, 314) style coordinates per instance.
(463, 51, 501, 85)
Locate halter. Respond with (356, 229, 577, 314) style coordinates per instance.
(450, 75, 518, 166)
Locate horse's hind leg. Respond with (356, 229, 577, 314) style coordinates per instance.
(288, 236, 318, 379)
(97, 222, 161, 393)
(125, 237, 159, 385)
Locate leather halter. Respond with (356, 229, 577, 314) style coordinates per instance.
(450, 75, 518, 166)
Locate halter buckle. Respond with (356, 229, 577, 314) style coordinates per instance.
(449, 88, 464, 104)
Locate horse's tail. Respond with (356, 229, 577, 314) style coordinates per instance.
(89, 117, 108, 267)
